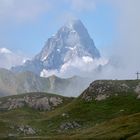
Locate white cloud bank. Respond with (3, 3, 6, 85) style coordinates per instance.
(40, 56, 108, 78)
(0, 47, 27, 69)
(100, 0, 140, 80)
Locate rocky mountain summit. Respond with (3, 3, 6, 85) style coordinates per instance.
(36, 19, 100, 70)
(12, 20, 101, 76)
(81, 80, 140, 101)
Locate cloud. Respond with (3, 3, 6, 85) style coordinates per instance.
(40, 57, 108, 78)
(0, 0, 51, 22)
(0, 0, 98, 23)
(0, 47, 27, 69)
(66, 0, 96, 12)
(98, 0, 140, 80)
(57, 0, 140, 80)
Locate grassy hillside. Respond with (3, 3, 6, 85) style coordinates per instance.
(0, 80, 140, 139)
(73, 112, 140, 140)
(0, 93, 140, 139)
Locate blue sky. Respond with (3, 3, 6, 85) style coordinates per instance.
(0, 0, 117, 57)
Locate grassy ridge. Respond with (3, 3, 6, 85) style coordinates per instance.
(0, 93, 140, 139)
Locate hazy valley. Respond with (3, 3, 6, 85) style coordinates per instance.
(0, 68, 90, 97)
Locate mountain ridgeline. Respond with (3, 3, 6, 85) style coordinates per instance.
(12, 20, 100, 76)
(0, 68, 89, 97)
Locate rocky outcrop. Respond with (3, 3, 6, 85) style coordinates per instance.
(17, 125, 36, 135)
(81, 80, 140, 101)
(60, 121, 81, 130)
(0, 93, 64, 111)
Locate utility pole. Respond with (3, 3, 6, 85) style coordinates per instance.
(136, 72, 140, 80)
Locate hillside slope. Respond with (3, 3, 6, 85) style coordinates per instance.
(0, 69, 89, 97)
(0, 80, 140, 139)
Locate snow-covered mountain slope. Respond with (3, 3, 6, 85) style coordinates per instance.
(12, 20, 107, 77)
(0, 48, 26, 69)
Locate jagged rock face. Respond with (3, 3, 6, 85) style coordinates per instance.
(12, 20, 100, 75)
(35, 20, 100, 70)
(81, 80, 140, 101)
(0, 93, 63, 111)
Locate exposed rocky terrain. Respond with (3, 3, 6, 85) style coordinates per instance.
(59, 121, 81, 131)
(81, 80, 140, 101)
(0, 92, 72, 111)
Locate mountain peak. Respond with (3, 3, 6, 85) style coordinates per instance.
(65, 19, 83, 29)
(60, 19, 89, 39)
(12, 19, 101, 76)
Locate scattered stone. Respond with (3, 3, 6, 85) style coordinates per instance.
(8, 99, 25, 110)
(95, 94, 109, 101)
(8, 133, 17, 137)
(60, 121, 81, 130)
(137, 94, 140, 99)
(61, 113, 69, 118)
(17, 125, 36, 135)
(50, 97, 63, 106)
(84, 96, 93, 102)
(121, 83, 128, 87)
(120, 109, 124, 112)
(62, 113, 66, 117)
(135, 83, 140, 93)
